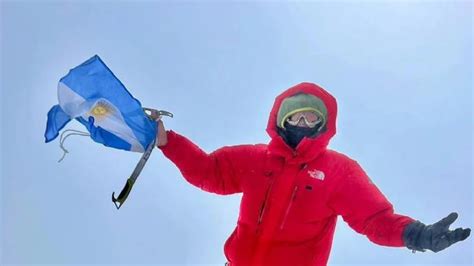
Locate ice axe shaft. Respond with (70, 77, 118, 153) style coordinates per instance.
(112, 135, 155, 209)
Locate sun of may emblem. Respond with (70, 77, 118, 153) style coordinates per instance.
(89, 100, 115, 121)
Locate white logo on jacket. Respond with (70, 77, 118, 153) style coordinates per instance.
(308, 169, 325, 180)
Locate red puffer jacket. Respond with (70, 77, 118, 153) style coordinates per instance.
(159, 82, 414, 266)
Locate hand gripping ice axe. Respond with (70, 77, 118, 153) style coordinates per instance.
(112, 108, 173, 209)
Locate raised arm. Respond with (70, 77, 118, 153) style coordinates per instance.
(156, 121, 261, 195)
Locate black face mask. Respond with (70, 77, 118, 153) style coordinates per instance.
(277, 122, 324, 149)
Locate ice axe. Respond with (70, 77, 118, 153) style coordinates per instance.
(112, 108, 173, 209)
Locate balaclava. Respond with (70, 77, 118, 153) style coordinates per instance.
(276, 93, 328, 149)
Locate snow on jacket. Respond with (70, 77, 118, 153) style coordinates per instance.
(159, 82, 415, 266)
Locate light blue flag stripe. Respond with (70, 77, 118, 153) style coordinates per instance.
(77, 116, 133, 151)
(45, 105, 71, 142)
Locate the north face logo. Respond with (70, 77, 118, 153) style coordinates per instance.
(308, 169, 325, 180)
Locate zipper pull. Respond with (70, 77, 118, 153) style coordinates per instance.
(290, 185, 298, 200)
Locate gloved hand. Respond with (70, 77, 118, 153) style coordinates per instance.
(403, 212, 471, 253)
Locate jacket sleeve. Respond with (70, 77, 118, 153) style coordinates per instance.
(158, 130, 257, 195)
(328, 158, 415, 247)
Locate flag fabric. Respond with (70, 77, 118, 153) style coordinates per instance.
(45, 55, 157, 152)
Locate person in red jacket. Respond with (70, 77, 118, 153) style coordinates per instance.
(156, 82, 470, 266)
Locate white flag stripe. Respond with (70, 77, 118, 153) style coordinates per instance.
(58, 82, 88, 117)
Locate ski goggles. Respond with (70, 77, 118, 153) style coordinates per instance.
(285, 110, 322, 128)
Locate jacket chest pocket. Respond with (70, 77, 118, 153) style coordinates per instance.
(287, 178, 333, 224)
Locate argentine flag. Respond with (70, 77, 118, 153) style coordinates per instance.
(45, 55, 157, 153)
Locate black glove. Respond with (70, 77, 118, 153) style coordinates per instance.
(403, 212, 471, 253)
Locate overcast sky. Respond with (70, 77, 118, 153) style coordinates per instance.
(1, 1, 472, 265)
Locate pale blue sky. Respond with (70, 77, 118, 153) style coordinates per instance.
(1, 1, 472, 265)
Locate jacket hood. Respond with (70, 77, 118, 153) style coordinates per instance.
(266, 82, 337, 163)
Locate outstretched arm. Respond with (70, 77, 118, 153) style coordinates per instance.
(328, 158, 471, 252)
(328, 158, 415, 247)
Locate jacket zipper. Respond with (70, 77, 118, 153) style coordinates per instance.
(279, 185, 299, 230)
(257, 177, 275, 228)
